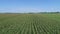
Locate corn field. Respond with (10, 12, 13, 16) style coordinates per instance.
(0, 14, 60, 34)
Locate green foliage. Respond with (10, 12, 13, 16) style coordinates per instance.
(0, 14, 60, 34)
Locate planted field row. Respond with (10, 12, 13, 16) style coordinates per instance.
(0, 14, 60, 34)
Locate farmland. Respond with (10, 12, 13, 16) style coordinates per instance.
(0, 14, 60, 34)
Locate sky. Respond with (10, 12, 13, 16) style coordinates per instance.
(0, 0, 60, 13)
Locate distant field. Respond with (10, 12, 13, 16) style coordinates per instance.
(0, 14, 60, 34)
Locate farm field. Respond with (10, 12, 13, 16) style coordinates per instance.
(0, 14, 60, 34)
